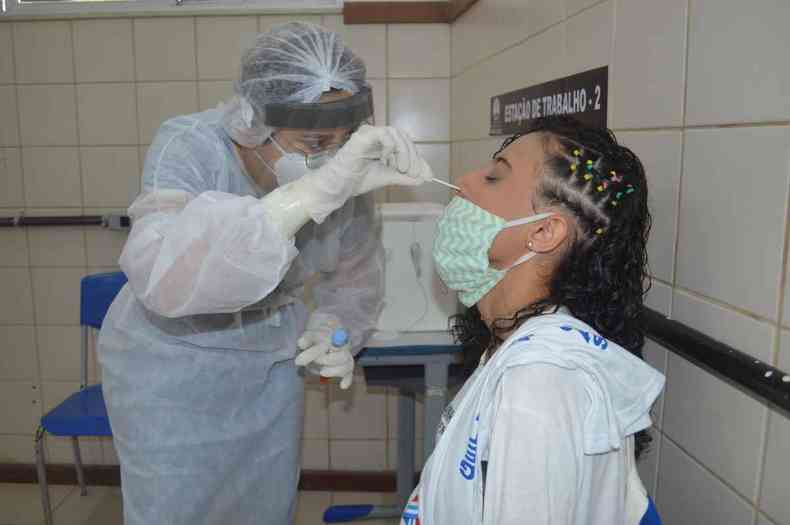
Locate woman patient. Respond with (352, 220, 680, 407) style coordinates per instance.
(402, 116, 665, 525)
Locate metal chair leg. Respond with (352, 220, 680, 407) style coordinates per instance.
(35, 427, 54, 525)
(72, 436, 87, 496)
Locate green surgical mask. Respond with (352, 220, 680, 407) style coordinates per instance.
(432, 196, 552, 307)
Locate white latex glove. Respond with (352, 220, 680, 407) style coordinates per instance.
(258, 125, 433, 239)
(350, 126, 434, 196)
(294, 314, 355, 390)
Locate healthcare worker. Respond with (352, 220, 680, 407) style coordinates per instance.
(97, 22, 432, 525)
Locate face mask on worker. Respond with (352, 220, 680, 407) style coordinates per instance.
(432, 196, 552, 307)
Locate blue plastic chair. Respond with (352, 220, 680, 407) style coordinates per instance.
(35, 272, 127, 525)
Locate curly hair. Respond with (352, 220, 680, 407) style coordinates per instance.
(451, 115, 653, 457)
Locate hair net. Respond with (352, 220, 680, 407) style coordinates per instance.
(222, 22, 368, 147)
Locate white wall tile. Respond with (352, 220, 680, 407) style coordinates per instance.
(102, 437, 119, 466)
(0, 148, 24, 207)
(0, 24, 14, 84)
(452, 25, 567, 141)
(13, 21, 74, 84)
(41, 380, 80, 413)
(198, 81, 234, 112)
(646, 280, 672, 317)
(686, 0, 790, 125)
(566, 0, 600, 16)
(760, 411, 790, 525)
(23, 147, 82, 207)
(388, 24, 450, 78)
(389, 79, 450, 142)
(0, 86, 20, 147)
(137, 82, 199, 144)
(0, 381, 40, 434)
(37, 326, 83, 382)
(81, 147, 140, 208)
(0, 228, 28, 267)
(46, 435, 105, 465)
(368, 78, 386, 126)
(18, 85, 78, 146)
(676, 127, 790, 320)
(31, 268, 86, 325)
(565, 0, 612, 75)
(134, 18, 196, 81)
(328, 375, 387, 440)
(28, 226, 86, 268)
(84, 222, 128, 269)
(637, 431, 660, 497)
(451, 0, 564, 76)
(656, 438, 754, 525)
(673, 290, 774, 363)
(390, 144, 451, 204)
(779, 331, 790, 376)
(662, 353, 767, 500)
(296, 491, 332, 525)
(642, 340, 667, 428)
(451, 138, 502, 181)
(258, 15, 323, 35)
(196, 17, 257, 81)
(73, 19, 134, 83)
(611, 0, 687, 129)
(0, 326, 37, 380)
(330, 440, 387, 471)
(303, 383, 329, 439)
(322, 17, 386, 79)
(757, 514, 779, 525)
(618, 131, 682, 283)
(301, 439, 329, 470)
(77, 84, 138, 146)
(388, 437, 424, 471)
(387, 388, 423, 440)
(0, 435, 35, 463)
(0, 268, 34, 323)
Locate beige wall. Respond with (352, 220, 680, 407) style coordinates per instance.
(0, 14, 450, 473)
(451, 1, 790, 525)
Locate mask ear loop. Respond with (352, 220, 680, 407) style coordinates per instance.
(502, 212, 554, 270)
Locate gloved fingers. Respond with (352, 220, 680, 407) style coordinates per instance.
(319, 361, 354, 379)
(313, 348, 352, 367)
(339, 372, 353, 390)
(386, 127, 414, 174)
(297, 333, 315, 351)
(294, 343, 329, 367)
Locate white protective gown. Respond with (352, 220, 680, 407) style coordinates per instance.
(98, 108, 384, 525)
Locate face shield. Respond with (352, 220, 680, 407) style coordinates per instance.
(265, 86, 374, 172)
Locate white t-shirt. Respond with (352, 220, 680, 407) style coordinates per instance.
(401, 310, 665, 525)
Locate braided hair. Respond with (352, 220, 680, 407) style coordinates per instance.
(451, 115, 653, 457)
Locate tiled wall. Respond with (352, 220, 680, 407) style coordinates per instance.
(0, 14, 450, 471)
(450, 1, 790, 524)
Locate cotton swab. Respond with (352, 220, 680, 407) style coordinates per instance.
(431, 178, 460, 191)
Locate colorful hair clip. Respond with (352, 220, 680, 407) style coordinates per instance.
(584, 173, 593, 181)
(595, 227, 604, 235)
(573, 149, 581, 157)
(610, 171, 623, 183)
(625, 185, 635, 194)
(597, 184, 605, 192)
(570, 163, 577, 172)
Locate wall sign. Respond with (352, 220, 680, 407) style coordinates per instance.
(490, 66, 608, 135)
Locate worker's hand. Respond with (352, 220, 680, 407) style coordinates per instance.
(296, 125, 433, 223)
(294, 314, 355, 390)
(348, 126, 434, 196)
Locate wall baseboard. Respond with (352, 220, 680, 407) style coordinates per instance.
(0, 463, 416, 493)
(343, 0, 479, 24)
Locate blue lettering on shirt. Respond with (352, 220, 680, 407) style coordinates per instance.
(560, 325, 608, 350)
